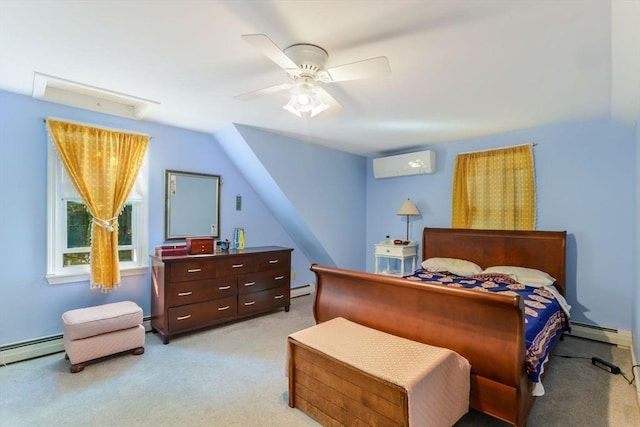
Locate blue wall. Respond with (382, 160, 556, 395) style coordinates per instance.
(1, 88, 637, 347)
(219, 124, 367, 271)
(366, 119, 637, 331)
(0, 90, 313, 345)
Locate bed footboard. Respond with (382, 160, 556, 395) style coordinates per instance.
(310, 264, 534, 426)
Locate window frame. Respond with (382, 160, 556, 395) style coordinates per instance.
(46, 141, 149, 285)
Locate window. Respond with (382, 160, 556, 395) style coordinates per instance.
(451, 144, 536, 230)
(46, 142, 148, 285)
(64, 201, 134, 266)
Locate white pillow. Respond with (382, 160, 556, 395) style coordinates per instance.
(481, 266, 555, 287)
(422, 257, 482, 277)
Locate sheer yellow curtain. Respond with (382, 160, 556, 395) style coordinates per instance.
(47, 119, 149, 291)
(451, 144, 535, 230)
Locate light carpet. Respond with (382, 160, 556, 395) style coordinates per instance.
(1, 294, 638, 426)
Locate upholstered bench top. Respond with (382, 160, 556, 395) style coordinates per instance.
(62, 301, 142, 341)
(288, 317, 471, 427)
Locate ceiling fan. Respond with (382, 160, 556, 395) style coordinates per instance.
(235, 34, 391, 117)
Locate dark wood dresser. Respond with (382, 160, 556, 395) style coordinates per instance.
(150, 246, 292, 344)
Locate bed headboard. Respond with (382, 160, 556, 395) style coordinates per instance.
(422, 227, 567, 295)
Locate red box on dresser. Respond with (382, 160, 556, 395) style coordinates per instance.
(186, 237, 214, 254)
(155, 245, 187, 257)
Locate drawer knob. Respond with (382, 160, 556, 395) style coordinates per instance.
(244, 281, 256, 287)
(218, 305, 230, 311)
(176, 314, 192, 321)
(274, 294, 284, 299)
(218, 285, 231, 290)
(177, 291, 193, 297)
(275, 275, 285, 280)
(187, 268, 202, 273)
(232, 264, 244, 268)
(268, 259, 279, 264)
(244, 301, 256, 306)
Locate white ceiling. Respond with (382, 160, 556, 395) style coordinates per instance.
(1, 0, 638, 156)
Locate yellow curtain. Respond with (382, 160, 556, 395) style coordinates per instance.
(451, 144, 535, 230)
(47, 119, 149, 291)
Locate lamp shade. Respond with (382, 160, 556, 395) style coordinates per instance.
(397, 199, 420, 216)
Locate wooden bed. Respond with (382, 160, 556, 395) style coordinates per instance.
(309, 227, 567, 427)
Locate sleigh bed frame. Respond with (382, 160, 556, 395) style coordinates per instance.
(310, 227, 567, 426)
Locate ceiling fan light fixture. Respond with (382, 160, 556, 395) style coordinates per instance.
(283, 98, 303, 117)
(283, 81, 328, 118)
(296, 93, 312, 106)
(309, 102, 329, 117)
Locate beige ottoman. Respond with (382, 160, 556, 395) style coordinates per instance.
(62, 301, 145, 373)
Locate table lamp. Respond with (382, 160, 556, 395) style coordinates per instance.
(397, 199, 420, 242)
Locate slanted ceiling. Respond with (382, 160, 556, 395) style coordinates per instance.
(0, 1, 638, 156)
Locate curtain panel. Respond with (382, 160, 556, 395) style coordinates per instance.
(451, 144, 535, 230)
(47, 119, 149, 291)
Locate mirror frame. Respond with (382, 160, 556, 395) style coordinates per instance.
(164, 170, 221, 241)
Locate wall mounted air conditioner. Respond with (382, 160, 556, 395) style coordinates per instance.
(373, 150, 436, 179)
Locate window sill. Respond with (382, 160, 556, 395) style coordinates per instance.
(46, 265, 149, 285)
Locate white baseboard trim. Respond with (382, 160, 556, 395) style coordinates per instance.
(0, 318, 153, 365)
(567, 321, 632, 348)
(291, 283, 315, 298)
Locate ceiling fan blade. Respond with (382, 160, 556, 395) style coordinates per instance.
(241, 34, 299, 72)
(234, 83, 291, 101)
(324, 56, 391, 83)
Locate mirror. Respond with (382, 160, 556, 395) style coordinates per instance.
(165, 170, 220, 241)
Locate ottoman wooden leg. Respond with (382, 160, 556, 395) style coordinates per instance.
(70, 363, 85, 373)
(132, 347, 144, 356)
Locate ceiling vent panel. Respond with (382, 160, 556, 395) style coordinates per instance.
(32, 72, 159, 119)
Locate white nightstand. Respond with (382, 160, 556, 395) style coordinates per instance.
(374, 240, 418, 277)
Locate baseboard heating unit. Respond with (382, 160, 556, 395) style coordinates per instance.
(0, 334, 65, 366)
(0, 318, 153, 365)
(568, 321, 632, 348)
(1, 287, 318, 366)
(291, 283, 315, 298)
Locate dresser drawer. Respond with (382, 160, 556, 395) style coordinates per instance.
(237, 270, 289, 295)
(238, 286, 289, 316)
(167, 297, 236, 333)
(166, 278, 236, 307)
(256, 251, 290, 271)
(216, 256, 256, 276)
(169, 260, 216, 283)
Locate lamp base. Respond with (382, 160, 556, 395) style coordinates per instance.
(405, 216, 410, 242)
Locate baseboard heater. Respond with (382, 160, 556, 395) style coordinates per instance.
(290, 283, 315, 298)
(568, 321, 632, 348)
(1, 287, 318, 365)
(0, 317, 153, 366)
